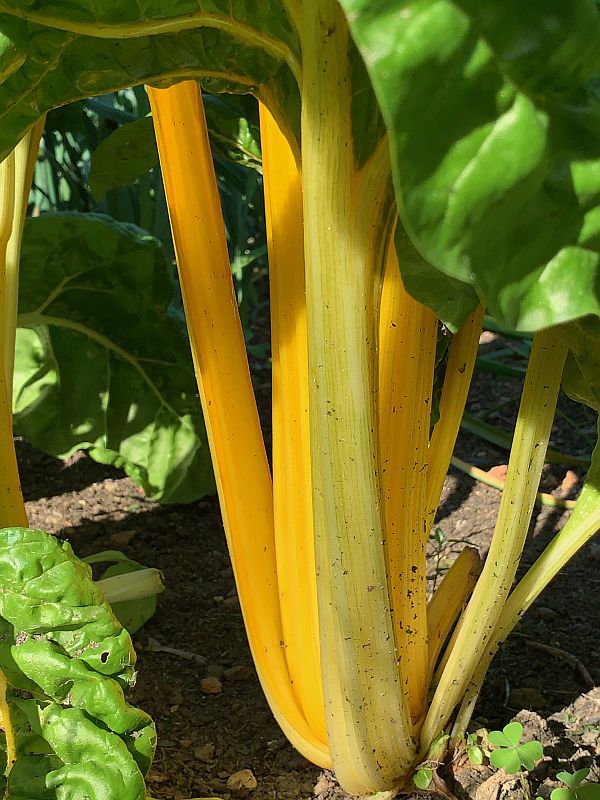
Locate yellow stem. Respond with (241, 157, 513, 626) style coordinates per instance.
(0, 671, 16, 772)
(301, 3, 416, 791)
(425, 546, 481, 690)
(425, 306, 484, 530)
(451, 456, 576, 509)
(259, 103, 326, 742)
(148, 81, 329, 768)
(378, 240, 437, 722)
(421, 327, 567, 751)
(0, 146, 26, 528)
(5, 116, 45, 396)
(451, 445, 600, 741)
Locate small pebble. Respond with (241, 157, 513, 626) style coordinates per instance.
(200, 676, 222, 695)
(227, 769, 257, 793)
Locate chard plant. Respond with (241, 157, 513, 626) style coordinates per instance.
(0, 1, 598, 798)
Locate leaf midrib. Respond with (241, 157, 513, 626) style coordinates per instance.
(0, 6, 302, 86)
(17, 311, 194, 432)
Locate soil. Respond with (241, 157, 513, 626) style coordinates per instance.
(15, 333, 600, 800)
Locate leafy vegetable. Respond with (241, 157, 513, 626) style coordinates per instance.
(0, 2, 598, 797)
(13, 212, 215, 503)
(0, 527, 155, 799)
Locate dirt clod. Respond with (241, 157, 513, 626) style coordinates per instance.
(200, 676, 222, 694)
(227, 768, 258, 793)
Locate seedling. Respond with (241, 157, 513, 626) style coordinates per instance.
(413, 767, 433, 790)
(488, 722, 543, 774)
(535, 769, 600, 800)
(465, 732, 484, 767)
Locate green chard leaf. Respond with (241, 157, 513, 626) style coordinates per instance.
(0, 528, 155, 800)
(0, 1, 301, 161)
(340, 0, 600, 331)
(14, 212, 215, 503)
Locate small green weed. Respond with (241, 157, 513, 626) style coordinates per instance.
(466, 732, 484, 766)
(413, 767, 433, 790)
(535, 768, 600, 800)
(488, 721, 543, 773)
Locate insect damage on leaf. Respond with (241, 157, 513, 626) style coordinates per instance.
(0, 527, 156, 800)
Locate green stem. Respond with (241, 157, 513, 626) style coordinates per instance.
(450, 456, 576, 509)
(421, 327, 567, 752)
(301, 2, 415, 793)
(451, 431, 600, 741)
(97, 568, 164, 604)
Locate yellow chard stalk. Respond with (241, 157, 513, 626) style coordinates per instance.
(378, 240, 437, 723)
(301, 1, 415, 791)
(259, 103, 326, 743)
(148, 80, 329, 768)
(0, 120, 43, 529)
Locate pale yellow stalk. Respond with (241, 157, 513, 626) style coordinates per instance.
(451, 443, 600, 741)
(425, 306, 484, 530)
(0, 670, 16, 771)
(4, 118, 44, 394)
(259, 103, 326, 742)
(378, 242, 437, 722)
(301, 3, 415, 791)
(148, 81, 329, 768)
(421, 327, 567, 751)
(425, 546, 481, 689)
(0, 147, 27, 528)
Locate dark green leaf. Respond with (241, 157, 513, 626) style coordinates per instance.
(579, 785, 600, 799)
(562, 316, 600, 412)
(0, 5, 301, 162)
(89, 116, 158, 200)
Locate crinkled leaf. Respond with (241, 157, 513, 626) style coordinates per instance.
(0, 3, 301, 161)
(340, 0, 600, 332)
(13, 212, 215, 503)
(0, 528, 155, 799)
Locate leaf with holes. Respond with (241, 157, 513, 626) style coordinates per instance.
(0, 527, 155, 799)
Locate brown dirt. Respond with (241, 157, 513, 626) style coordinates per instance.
(14, 341, 600, 800)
